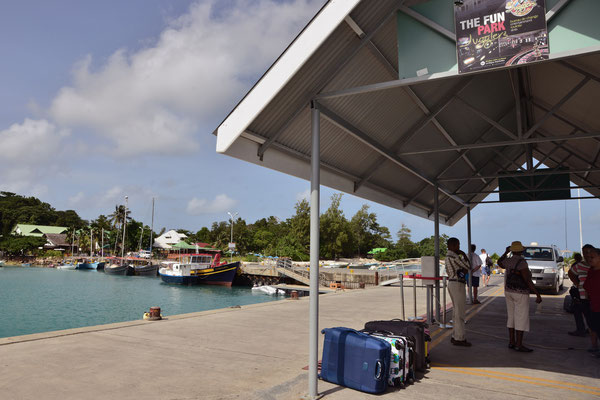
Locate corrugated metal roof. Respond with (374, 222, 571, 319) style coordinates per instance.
(216, 0, 600, 226)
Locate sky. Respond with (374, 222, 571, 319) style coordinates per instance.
(2, 0, 600, 256)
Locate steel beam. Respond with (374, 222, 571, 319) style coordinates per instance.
(315, 69, 461, 100)
(257, 9, 399, 158)
(308, 105, 320, 399)
(397, 131, 600, 156)
(546, 0, 572, 22)
(523, 77, 590, 139)
(456, 184, 597, 196)
(245, 129, 445, 216)
(405, 107, 516, 207)
(454, 97, 517, 140)
(439, 167, 600, 183)
(398, 5, 456, 42)
(559, 60, 600, 85)
(317, 102, 467, 206)
(474, 196, 597, 204)
(354, 78, 474, 190)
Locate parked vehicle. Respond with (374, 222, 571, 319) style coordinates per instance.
(522, 243, 565, 295)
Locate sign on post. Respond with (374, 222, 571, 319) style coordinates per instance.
(455, 0, 548, 74)
(228, 242, 236, 252)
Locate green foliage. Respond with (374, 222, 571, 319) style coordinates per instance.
(1, 191, 463, 262)
(0, 235, 46, 255)
(0, 192, 86, 236)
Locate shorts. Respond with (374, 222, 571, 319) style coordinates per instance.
(483, 266, 491, 276)
(506, 291, 530, 332)
(471, 276, 480, 287)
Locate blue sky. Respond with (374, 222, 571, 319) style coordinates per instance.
(1, 0, 599, 256)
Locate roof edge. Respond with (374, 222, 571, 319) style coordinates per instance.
(216, 0, 362, 154)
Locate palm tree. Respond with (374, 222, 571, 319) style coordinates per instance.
(108, 205, 131, 230)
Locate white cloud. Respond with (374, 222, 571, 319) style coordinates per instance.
(69, 191, 85, 205)
(48, 0, 326, 156)
(186, 194, 237, 215)
(0, 119, 69, 195)
(296, 188, 311, 202)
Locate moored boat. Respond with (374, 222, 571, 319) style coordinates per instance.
(159, 250, 239, 286)
(104, 259, 129, 275)
(130, 258, 158, 276)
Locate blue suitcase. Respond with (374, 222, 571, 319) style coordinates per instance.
(320, 327, 390, 394)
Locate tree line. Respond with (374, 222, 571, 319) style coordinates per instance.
(1, 191, 450, 260)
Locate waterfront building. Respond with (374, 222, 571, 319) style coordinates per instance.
(153, 230, 189, 249)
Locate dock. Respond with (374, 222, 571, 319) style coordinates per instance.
(1, 277, 598, 399)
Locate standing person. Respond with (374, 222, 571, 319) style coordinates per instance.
(498, 241, 542, 352)
(480, 249, 492, 287)
(569, 244, 599, 353)
(445, 237, 472, 347)
(583, 247, 600, 358)
(469, 244, 482, 304)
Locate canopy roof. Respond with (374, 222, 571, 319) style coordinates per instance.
(216, 0, 600, 226)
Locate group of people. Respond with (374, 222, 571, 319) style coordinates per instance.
(567, 244, 599, 356)
(444, 238, 600, 355)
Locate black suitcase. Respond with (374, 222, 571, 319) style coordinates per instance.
(364, 319, 430, 371)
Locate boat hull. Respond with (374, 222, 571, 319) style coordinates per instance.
(77, 262, 95, 270)
(133, 264, 158, 276)
(160, 262, 239, 286)
(104, 265, 129, 275)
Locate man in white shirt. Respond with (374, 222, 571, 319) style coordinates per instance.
(479, 248, 492, 287)
(469, 244, 482, 304)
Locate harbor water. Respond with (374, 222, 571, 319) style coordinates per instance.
(0, 266, 282, 339)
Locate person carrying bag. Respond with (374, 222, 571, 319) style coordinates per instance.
(498, 241, 542, 353)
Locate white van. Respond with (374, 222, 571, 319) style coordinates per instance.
(522, 244, 565, 295)
(138, 250, 152, 259)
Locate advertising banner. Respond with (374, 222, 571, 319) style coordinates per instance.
(455, 0, 549, 74)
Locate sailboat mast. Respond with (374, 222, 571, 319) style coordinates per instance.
(101, 228, 104, 258)
(149, 197, 155, 253)
(90, 228, 93, 257)
(121, 196, 128, 258)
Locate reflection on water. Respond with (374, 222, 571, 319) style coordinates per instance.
(0, 266, 281, 338)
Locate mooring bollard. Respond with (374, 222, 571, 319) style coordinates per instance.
(399, 274, 405, 321)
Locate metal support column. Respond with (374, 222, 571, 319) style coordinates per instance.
(467, 206, 473, 304)
(434, 185, 440, 323)
(308, 103, 321, 399)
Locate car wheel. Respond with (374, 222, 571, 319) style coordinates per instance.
(551, 278, 560, 295)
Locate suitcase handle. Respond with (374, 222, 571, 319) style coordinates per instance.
(375, 360, 384, 381)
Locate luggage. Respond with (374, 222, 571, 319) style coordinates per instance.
(364, 319, 431, 371)
(564, 294, 574, 313)
(320, 327, 390, 394)
(366, 332, 415, 387)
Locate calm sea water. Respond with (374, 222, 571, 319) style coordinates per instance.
(0, 266, 282, 338)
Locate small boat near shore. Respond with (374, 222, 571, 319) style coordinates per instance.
(251, 285, 285, 295)
(159, 250, 239, 286)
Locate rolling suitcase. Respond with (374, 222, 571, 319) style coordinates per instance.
(320, 327, 390, 394)
(364, 319, 430, 371)
(366, 332, 415, 387)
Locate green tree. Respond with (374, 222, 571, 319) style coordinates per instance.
(418, 234, 449, 257)
(396, 224, 420, 258)
(320, 194, 351, 259)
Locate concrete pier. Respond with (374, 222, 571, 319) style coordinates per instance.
(1, 277, 598, 399)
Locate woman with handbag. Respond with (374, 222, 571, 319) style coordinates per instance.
(498, 241, 542, 352)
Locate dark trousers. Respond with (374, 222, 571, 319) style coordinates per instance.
(573, 299, 591, 332)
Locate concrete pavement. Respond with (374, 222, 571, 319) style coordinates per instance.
(1, 277, 598, 399)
